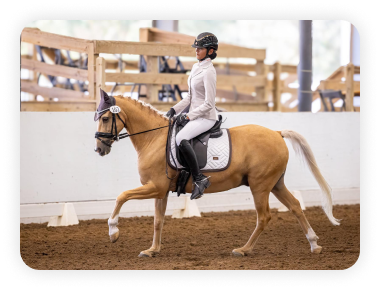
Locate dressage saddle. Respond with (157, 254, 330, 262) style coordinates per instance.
(175, 114, 223, 169)
(173, 114, 223, 196)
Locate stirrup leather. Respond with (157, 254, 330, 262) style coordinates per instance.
(176, 169, 191, 197)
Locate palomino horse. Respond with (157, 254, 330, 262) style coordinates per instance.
(94, 95, 340, 257)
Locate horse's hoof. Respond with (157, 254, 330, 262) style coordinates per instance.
(138, 252, 151, 258)
(109, 230, 119, 243)
(232, 249, 246, 257)
(311, 245, 322, 254)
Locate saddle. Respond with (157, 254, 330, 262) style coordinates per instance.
(175, 114, 223, 169)
(171, 114, 224, 196)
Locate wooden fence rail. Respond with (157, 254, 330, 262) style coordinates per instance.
(21, 58, 89, 82)
(105, 72, 266, 87)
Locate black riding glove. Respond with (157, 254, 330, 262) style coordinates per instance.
(177, 113, 190, 126)
(166, 108, 176, 118)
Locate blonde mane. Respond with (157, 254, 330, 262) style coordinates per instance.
(115, 95, 169, 120)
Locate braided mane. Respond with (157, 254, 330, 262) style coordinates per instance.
(115, 95, 169, 121)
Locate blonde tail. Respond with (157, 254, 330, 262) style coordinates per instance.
(281, 130, 340, 226)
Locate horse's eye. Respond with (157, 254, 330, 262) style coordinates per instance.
(102, 117, 109, 122)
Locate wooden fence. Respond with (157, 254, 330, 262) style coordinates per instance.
(317, 63, 360, 112)
(138, 28, 269, 111)
(270, 62, 360, 112)
(139, 28, 300, 112)
(21, 27, 270, 112)
(20, 27, 359, 113)
(94, 39, 268, 111)
(21, 28, 97, 111)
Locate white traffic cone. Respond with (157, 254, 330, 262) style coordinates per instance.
(172, 196, 201, 219)
(48, 203, 79, 227)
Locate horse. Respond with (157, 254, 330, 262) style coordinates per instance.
(94, 94, 340, 257)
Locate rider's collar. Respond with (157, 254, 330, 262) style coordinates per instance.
(198, 58, 211, 66)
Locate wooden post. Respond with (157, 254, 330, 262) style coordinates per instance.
(96, 57, 106, 105)
(272, 62, 282, 111)
(87, 42, 99, 104)
(345, 63, 354, 112)
(140, 28, 159, 102)
(263, 64, 269, 102)
(139, 28, 153, 42)
(146, 56, 160, 102)
(255, 60, 266, 101)
(32, 44, 38, 101)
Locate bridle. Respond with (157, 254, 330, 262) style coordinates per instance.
(94, 105, 179, 181)
(94, 106, 169, 148)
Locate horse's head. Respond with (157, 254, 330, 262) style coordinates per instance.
(94, 90, 126, 156)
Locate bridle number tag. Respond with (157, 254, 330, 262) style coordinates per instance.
(110, 106, 121, 114)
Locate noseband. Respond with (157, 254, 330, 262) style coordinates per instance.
(95, 106, 169, 148)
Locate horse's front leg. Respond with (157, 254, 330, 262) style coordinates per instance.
(139, 192, 169, 257)
(108, 182, 164, 243)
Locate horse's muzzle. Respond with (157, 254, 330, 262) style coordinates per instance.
(94, 146, 107, 156)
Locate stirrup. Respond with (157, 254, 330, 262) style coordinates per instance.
(190, 176, 211, 200)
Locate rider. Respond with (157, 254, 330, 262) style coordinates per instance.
(166, 32, 219, 200)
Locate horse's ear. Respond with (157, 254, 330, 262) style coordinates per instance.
(100, 89, 110, 103)
(95, 89, 112, 121)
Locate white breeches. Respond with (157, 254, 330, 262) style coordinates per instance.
(176, 118, 217, 146)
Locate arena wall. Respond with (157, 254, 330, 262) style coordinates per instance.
(20, 112, 360, 223)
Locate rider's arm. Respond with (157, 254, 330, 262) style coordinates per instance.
(172, 94, 191, 115)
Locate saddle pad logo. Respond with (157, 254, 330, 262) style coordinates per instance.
(110, 106, 121, 114)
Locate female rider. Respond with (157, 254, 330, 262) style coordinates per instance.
(166, 32, 219, 200)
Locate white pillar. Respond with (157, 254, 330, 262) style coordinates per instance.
(350, 24, 360, 107)
(298, 20, 313, 112)
(340, 21, 351, 66)
(152, 20, 178, 32)
(350, 24, 360, 67)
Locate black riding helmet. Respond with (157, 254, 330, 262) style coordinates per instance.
(192, 32, 218, 61)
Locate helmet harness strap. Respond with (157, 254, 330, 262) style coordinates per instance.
(199, 47, 211, 62)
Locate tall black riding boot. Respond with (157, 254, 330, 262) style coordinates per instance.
(179, 139, 211, 200)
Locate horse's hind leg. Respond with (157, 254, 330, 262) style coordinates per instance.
(232, 188, 272, 257)
(139, 192, 169, 257)
(271, 175, 322, 254)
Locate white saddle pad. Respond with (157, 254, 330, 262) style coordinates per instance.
(168, 124, 231, 172)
